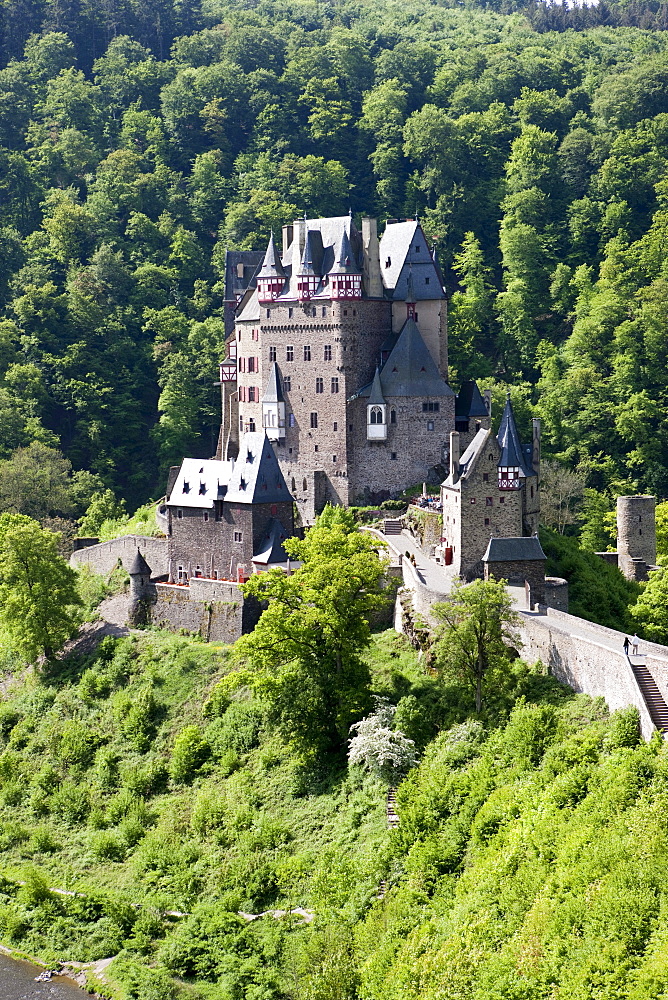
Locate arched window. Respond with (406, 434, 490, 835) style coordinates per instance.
(390, 409, 396, 424)
(370, 405, 384, 425)
(302, 478, 307, 492)
(291, 477, 296, 492)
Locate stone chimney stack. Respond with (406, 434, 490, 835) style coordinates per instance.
(450, 430, 460, 482)
(532, 418, 541, 477)
(282, 223, 293, 256)
(483, 389, 492, 419)
(362, 217, 382, 297)
(292, 218, 306, 278)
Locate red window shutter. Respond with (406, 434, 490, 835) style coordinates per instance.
(256, 387, 260, 401)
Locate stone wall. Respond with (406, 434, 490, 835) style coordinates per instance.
(148, 580, 261, 643)
(617, 495, 656, 576)
(406, 508, 442, 555)
(518, 608, 656, 740)
(484, 559, 545, 608)
(70, 535, 168, 577)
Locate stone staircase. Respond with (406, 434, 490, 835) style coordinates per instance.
(387, 787, 399, 828)
(383, 519, 403, 536)
(631, 661, 668, 732)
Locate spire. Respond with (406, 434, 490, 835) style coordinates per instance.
(406, 267, 416, 304)
(299, 230, 318, 275)
(262, 361, 284, 404)
(128, 550, 151, 576)
(497, 394, 527, 472)
(330, 229, 360, 274)
(257, 232, 285, 278)
(368, 367, 385, 405)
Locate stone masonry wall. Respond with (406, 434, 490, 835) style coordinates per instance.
(70, 535, 168, 577)
(484, 559, 545, 607)
(149, 580, 261, 643)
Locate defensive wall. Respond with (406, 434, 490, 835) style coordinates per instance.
(146, 580, 262, 643)
(70, 535, 168, 578)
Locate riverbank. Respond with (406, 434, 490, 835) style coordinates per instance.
(0, 947, 91, 998)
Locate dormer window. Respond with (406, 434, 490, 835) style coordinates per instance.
(199, 483, 206, 495)
(183, 482, 190, 493)
(247, 450, 254, 463)
(385, 257, 391, 268)
(240, 477, 247, 490)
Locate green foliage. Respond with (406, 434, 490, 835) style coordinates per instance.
(630, 567, 668, 642)
(169, 725, 210, 784)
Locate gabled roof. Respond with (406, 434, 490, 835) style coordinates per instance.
(223, 250, 263, 302)
(253, 517, 291, 564)
(168, 457, 234, 509)
(262, 362, 284, 404)
(456, 380, 489, 419)
(482, 536, 546, 563)
(368, 368, 385, 405)
(497, 397, 532, 475)
(257, 233, 286, 279)
(224, 432, 290, 504)
(379, 220, 445, 300)
(127, 550, 151, 575)
(361, 318, 454, 398)
(441, 427, 493, 488)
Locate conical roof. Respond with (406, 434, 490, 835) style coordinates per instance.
(257, 232, 285, 279)
(497, 396, 529, 473)
(368, 367, 385, 405)
(262, 361, 284, 404)
(299, 229, 320, 275)
(456, 380, 489, 419)
(329, 229, 360, 274)
(128, 550, 151, 575)
(253, 518, 290, 564)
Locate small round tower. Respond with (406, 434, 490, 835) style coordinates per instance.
(127, 550, 152, 627)
(617, 495, 656, 581)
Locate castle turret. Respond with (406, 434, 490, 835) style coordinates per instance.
(127, 550, 152, 627)
(329, 229, 362, 299)
(256, 232, 286, 304)
(617, 495, 656, 581)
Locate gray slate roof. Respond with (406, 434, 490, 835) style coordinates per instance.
(368, 368, 385, 405)
(441, 427, 492, 487)
(253, 517, 290, 564)
(257, 233, 286, 279)
(262, 361, 284, 404)
(482, 536, 546, 563)
(361, 318, 454, 398)
(456, 380, 489, 419)
(378, 220, 445, 300)
(497, 397, 533, 476)
(168, 457, 235, 509)
(127, 550, 151, 575)
(225, 432, 290, 504)
(223, 250, 264, 302)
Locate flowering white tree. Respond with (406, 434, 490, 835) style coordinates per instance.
(348, 700, 419, 785)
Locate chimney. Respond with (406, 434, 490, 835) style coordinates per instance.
(362, 217, 382, 297)
(292, 218, 306, 289)
(450, 430, 460, 482)
(532, 418, 541, 476)
(282, 224, 293, 256)
(483, 389, 492, 419)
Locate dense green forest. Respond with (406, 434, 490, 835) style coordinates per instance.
(2, 0, 668, 514)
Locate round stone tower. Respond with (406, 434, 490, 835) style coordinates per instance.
(617, 495, 656, 581)
(127, 550, 152, 626)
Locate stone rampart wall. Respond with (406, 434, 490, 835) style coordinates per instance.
(70, 535, 168, 577)
(149, 580, 260, 644)
(518, 609, 656, 740)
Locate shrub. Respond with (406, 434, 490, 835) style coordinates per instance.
(205, 700, 264, 757)
(170, 725, 210, 784)
(120, 756, 168, 798)
(106, 788, 139, 824)
(58, 719, 99, 770)
(52, 780, 91, 824)
(29, 826, 60, 854)
(94, 748, 120, 791)
(2, 780, 24, 806)
(89, 830, 127, 862)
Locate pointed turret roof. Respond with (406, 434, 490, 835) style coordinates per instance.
(257, 232, 285, 279)
(367, 318, 455, 398)
(456, 380, 489, 419)
(299, 229, 320, 275)
(406, 268, 416, 303)
(497, 396, 531, 474)
(262, 362, 284, 404)
(329, 229, 360, 275)
(368, 367, 385, 405)
(128, 550, 151, 576)
(253, 518, 291, 565)
(225, 431, 290, 504)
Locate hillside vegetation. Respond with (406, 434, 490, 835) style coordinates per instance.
(0, 623, 665, 1000)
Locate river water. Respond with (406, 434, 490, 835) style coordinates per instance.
(0, 952, 86, 999)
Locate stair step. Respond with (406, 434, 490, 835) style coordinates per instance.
(631, 664, 668, 731)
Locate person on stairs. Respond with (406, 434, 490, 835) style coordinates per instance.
(623, 636, 630, 656)
(632, 635, 640, 656)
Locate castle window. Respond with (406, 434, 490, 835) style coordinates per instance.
(304, 345, 311, 361)
(470, 498, 476, 504)
(239, 415, 243, 431)
(183, 481, 190, 493)
(530, 486, 534, 498)
(271, 504, 277, 515)
(415, 245, 420, 252)
(177, 565, 186, 581)
(427, 420, 434, 431)
(322, 307, 326, 317)
(234, 531, 243, 542)
(194, 565, 202, 577)
(291, 478, 296, 491)
(303, 478, 307, 491)
(199, 482, 206, 494)
(177, 509, 183, 519)
(287, 346, 293, 361)
(333, 421, 337, 430)
(640, 528, 643, 535)
(331, 377, 339, 393)
(370, 406, 383, 425)
(500, 497, 505, 504)
(266, 309, 270, 318)
(324, 345, 332, 361)
(248, 356, 256, 373)
(237, 263, 244, 278)
(391, 452, 397, 460)
(314, 444, 319, 452)
(249, 419, 256, 432)
(422, 402, 440, 412)
(332, 455, 337, 463)
(343, 310, 348, 316)
(310, 412, 318, 428)
(483, 473, 489, 482)
(390, 409, 396, 424)
(425, 276, 430, 285)
(269, 346, 276, 362)
(486, 497, 493, 506)
(288, 308, 293, 318)
(288, 413, 295, 427)
(283, 376, 291, 392)
(248, 387, 256, 402)
(484, 518, 490, 526)
(349, 424, 353, 431)
(316, 377, 324, 393)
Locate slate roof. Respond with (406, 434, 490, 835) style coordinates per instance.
(262, 361, 284, 404)
(252, 517, 291, 564)
(224, 432, 290, 504)
(378, 220, 445, 300)
(441, 427, 492, 488)
(482, 536, 546, 563)
(456, 380, 489, 419)
(498, 397, 533, 476)
(257, 233, 286, 279)
(168, 458, 235, 509)
(329, 229, 360, 274)
(360, 318, 454, 398)
(368, 368, 385, 405)
(127, 550, 151, 575)
(223, 250, 264, 302)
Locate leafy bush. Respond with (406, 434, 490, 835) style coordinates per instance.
(205, 700, 264, 757)
(120, 756, 168, 798)
(52, 780, 90, 824)
(57, 719, 99, 770)
(89, 830, 127, 862)
(170, 725, 210, 784)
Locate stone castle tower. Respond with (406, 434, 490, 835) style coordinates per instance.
(219, 215, 452, 523)
(617, 495, 657, 581)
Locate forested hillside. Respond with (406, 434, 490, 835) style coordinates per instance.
(1, 0, 668, 512)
